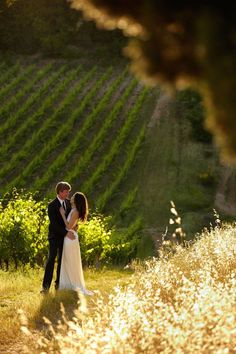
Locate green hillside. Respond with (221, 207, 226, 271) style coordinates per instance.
(0, 58, 221, 239)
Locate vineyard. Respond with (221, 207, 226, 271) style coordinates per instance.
(0, 59, 156, 216)
(0, 58, 220, 238)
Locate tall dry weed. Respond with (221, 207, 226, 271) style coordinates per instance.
(21, 222, 236, 353)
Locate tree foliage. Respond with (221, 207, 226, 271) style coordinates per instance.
(0, 0, 79, 54)
(0, 0, 125, 56)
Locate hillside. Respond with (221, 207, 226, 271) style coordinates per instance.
(0, 58, 155, 208)
(0, 57, 227, 241)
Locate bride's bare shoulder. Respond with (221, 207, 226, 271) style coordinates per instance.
(71, 208, 79, 218)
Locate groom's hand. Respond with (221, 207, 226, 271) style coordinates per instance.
(66, 231, 75, 240)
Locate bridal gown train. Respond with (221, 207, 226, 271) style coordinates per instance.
(59, 208, 93, 295)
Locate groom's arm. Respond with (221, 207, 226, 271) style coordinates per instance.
(48, 203, 67, 238)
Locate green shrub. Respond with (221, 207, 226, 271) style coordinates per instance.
(78, 214, 142, 267)
(177, 88, 212, 144)
(0, 190, 48, 268)
(0, 193, 142, 269)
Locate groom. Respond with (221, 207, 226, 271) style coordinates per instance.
(40, 181, 75, 294)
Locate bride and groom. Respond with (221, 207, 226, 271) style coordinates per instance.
(41, 181, 93, 295)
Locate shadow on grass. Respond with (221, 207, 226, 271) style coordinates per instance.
(33, 290, 80, 330)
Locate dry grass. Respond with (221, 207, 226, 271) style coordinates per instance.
(14, 222, 236, 353)
(2, 222, 236, 353)
(0, 267, 132, 353)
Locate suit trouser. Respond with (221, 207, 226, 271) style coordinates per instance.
(42, 237, 64, 289)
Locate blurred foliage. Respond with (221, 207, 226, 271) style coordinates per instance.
(71, 1, 236, 163)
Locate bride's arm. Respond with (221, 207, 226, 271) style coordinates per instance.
(60, 207, 78, 230)
(67, 211, 79, 230)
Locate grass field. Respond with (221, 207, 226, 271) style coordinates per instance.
(0, 267, 133, 353)
(2, 223, 236, 353)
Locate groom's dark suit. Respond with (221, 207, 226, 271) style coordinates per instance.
(42, 197, 71, 290)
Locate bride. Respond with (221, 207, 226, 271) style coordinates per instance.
(59, 191, 93, 295)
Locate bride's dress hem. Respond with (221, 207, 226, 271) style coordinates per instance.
(59, 285, 94, 296)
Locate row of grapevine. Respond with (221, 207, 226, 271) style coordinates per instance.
(65, 78, 138, 183)
(0, 64, 35, 103)
(81, 88, 148, 205)
(96, 124, 147, 210)
(0, 63, 21, 96)
(4, 65, 101, 190)
(0, 63, 53, 123)
(0, 65, 83, 175)
(33, 67, 129, 194)
(31, 66, 116, 191)
(0, 64, 68, 151)
(0, 59, 155, 222)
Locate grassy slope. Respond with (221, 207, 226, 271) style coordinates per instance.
(113, 89, 219, 237)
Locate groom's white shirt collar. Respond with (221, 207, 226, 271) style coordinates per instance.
(57, 195, 65, 205)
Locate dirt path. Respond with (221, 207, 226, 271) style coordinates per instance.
(140, 90, 175, 243)
(147, 90, 173, 130)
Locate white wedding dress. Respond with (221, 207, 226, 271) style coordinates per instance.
(59, 208, 93, 295)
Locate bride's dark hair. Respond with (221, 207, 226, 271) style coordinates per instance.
(73, 192, 88, 222)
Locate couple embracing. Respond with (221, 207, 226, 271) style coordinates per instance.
(41, 181, 93, 295)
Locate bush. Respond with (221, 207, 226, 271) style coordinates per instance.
(0, 193, 142, 269)
(176, 88, 212, 143)
(78, 214, 142, 267)
(0, 190, 48, 268)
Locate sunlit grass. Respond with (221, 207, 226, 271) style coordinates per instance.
(16, 222, 236, 353)
(0, 267, 132, 353)
(2, 222, 236, 353)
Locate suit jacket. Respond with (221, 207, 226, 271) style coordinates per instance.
(48, 198, 71, 240)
